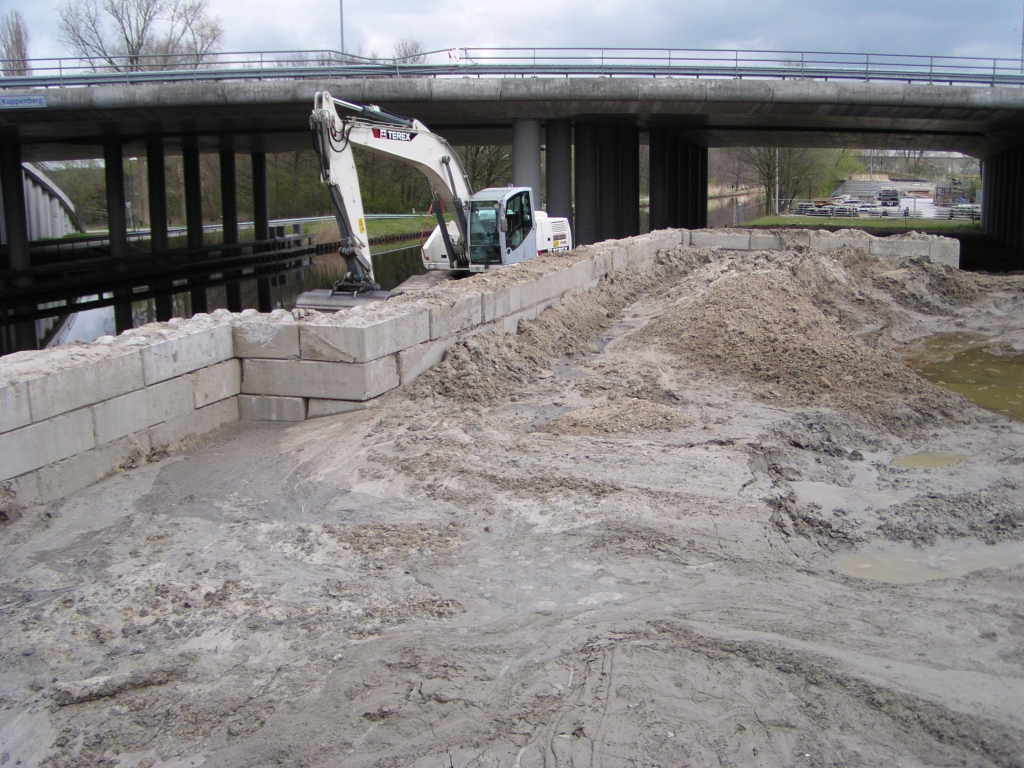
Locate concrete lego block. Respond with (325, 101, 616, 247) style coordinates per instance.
(307, 398, 374, 418)
(93, 376, 194, 446)
(242, 357, 399, 401)
(930, 238, 961, 269)
(150, 397, 238, 447)
(481, 283, 523, 324)
(870, 238, 931, 260)
(301, 304, 429, 363)
(808, 234, 870, 253)
(0, 408, 95, 482)
(239, 395, 307, 422)
(0, 379, 30, 433)
(750, 233, 782, 251)
(7, 471, 41, 508)
(233, 319, 300, 359)
(141, 323, 233, 385)
(36, 431, 151, 504)
(567, 258, 596, 292)
(690, 231, 751, 250)
(779, 230, 811, 248)
(397, 338, 457, 385)
(610, 245, 629, 272)
(191, 360, 242, 408)
(589, 248, 614, 278)
(429, 294, 482, 340)
(677, 229, 691, 248)
(23, 346, 145, 423)
(501, 305, 541, 335)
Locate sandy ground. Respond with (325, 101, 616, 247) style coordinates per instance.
(2, 243, 1024, 768)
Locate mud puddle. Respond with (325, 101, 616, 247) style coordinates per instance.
(834, 539, 1024, 583)
(900, 333, 1024, 421)
(891, 451, 972, 468)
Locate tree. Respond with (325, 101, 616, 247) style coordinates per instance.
(393, 37, 426, 65)
(58, 0, 222, 72)
(740, 147, 861, 211)
(459, 145, 512, 191)
(0, 10, 31, 76)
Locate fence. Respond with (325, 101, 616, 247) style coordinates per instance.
(4, 47, 1024, 88)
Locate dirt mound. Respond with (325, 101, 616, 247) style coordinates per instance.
(536, 397, 692, 436)
(629, 264, 967, 434)
(410, 249, 713, 404)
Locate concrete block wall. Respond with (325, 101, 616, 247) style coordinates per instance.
(1, 313, 240, 507)
(0, 228, 960, 507)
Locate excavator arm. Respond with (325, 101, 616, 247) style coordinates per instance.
(311, 92, 474, 290)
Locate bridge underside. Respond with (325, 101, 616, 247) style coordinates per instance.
(3, 77, 1024, 352)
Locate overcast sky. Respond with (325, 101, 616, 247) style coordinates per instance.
(9, 0, 1023, 64)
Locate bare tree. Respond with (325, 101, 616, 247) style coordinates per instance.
(459, 145, 512, 190)
(393, 37, 426, 65)
(58, 0, 222, 72)
(0, 10, 31, 76)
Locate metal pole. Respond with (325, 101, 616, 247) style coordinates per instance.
(340, 0, 345, 57)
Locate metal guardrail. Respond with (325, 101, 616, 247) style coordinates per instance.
(3, 47, 1024, 89)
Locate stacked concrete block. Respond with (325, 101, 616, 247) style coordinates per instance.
(0, 317, 240, 506)
(1, 227, 965, 509)
(691, 230, 752, 251)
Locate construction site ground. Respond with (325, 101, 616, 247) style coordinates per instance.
(2, 241, 1024, 768)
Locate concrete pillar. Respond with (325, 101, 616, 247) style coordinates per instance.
(573, 123, 600, 246)
(0, 136, 37, 351)
(147, 141, 173, 322)
(598, 124, 620, 241)
(665, 137, 679, 229)
(648, 130, 668, 231)
(252, 152, 272, 313)
(697, 144, 709, 229)
(618, 126, 640, 238)
(512, 119, 542, 207)
(994, 153, 1008, 244)
(183, 145, 207, 314)
(545, 121, 573, 223)
(676, 139, 691, 228)
(220, 150, 242, 312)
(104, 140, 133, 334)
(980, 158, 991, 234)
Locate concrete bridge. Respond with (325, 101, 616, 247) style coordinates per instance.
(3, 48, 1024, 351)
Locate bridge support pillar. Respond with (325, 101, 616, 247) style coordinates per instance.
(649, 130, 668, 231)
(183, 145, 207, 315)
(980, 148, 1024, 269)
(675, 139, 708, 229)
(252, 152, 273, 313)
(598, 125, 620, 241)
(104, 140, 133, 335)
(512, 119, 542, 208)
(0, 136, 37, 352)
(573, 123, 600, 246)
(147, 141, 173, 322)
(220, 151, 242, 312)
(545, 121, 573, 225)
(618, 126, 640, 238)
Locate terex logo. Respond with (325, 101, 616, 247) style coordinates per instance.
(372, 128, 415, 141)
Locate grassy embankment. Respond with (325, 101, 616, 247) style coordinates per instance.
(741, 215, 981, 233)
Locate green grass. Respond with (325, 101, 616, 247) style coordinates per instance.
(742, 215, 981, 232)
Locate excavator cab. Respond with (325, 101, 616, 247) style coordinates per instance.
(466, 187, 537, 271)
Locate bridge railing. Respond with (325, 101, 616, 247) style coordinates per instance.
(3, 47, 1024, 88)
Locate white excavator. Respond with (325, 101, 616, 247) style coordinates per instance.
(299, 92, 572, 309)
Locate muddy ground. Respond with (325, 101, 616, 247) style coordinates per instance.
(2, 242, 1024, 767)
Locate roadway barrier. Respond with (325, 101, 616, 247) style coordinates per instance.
(0, 228, 960, 511)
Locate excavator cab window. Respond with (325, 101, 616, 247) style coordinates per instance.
(505, 191, 533, 250)
(469, 201, 502, 265)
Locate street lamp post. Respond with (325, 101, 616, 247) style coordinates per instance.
(340, 0, 345, 58)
